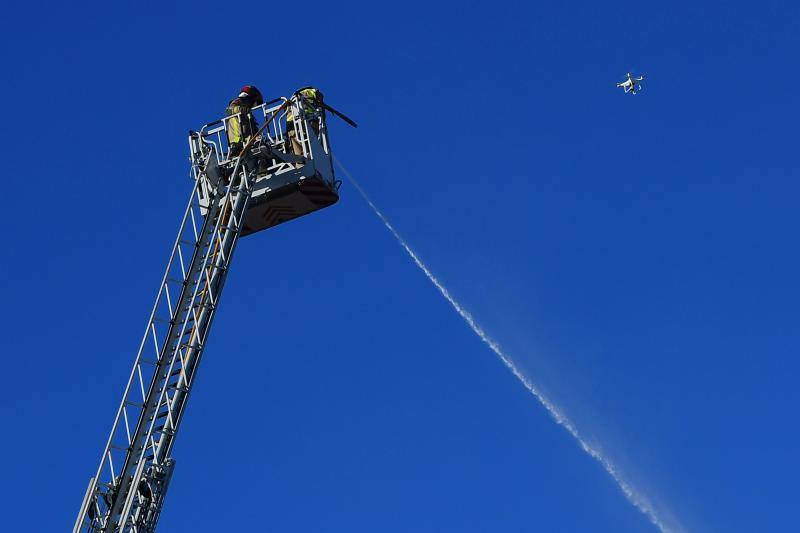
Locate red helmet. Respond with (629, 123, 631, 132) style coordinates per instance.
(238, 85, 264, 106)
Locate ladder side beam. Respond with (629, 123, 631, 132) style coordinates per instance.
(115, 165, 256, 531)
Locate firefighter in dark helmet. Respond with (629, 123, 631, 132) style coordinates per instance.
(286, 86, 324, 165)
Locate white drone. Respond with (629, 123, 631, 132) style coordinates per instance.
(617, 72, 645, 94)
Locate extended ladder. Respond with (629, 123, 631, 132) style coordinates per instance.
(74, 91, 341, 532)
(74, 147, 257, 532)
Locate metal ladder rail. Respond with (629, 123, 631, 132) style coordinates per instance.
(74, 170, 223, 532)
(73, 174, 202, 533)
(122, 167, 257, 531)
(73, 174, 213, 533)
(112, 164, 256, 532)
(73, 156, 254, 532)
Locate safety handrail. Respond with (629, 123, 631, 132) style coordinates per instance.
(189, 94, 329, 168)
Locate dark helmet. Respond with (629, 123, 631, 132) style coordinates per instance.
(297, 86, 324, 103)
(238, 85, 264, 106)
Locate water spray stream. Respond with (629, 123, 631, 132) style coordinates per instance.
(335, 160, 681, 533)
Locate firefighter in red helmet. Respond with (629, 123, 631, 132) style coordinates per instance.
(225, 85, 264, 157)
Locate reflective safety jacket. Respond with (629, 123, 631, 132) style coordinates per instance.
(287, 87, 324, 122)
(225, 98, 259, 145)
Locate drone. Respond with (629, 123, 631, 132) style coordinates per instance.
(617, 72, 645, 94)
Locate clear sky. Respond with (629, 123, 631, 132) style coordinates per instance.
(1, 1, 798, 531)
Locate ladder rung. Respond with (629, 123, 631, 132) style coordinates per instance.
(180, 340, 201, 349)
(200, 264, 222, 274)
(154, 425, 176, 436)
(167, 383, 189, 393)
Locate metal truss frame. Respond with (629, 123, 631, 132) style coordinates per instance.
(74, 147, 257, 532)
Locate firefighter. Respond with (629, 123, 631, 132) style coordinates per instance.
(226, 85, 264, 157)
(287, 86, 324, 165)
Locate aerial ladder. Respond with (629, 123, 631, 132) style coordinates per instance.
(74, 91, 342, 532)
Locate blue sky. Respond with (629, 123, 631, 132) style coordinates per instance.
(2, 1, 798, 531)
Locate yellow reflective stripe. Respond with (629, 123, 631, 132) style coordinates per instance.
(288, 89, 319, 122)
(227, 114, 242, 144)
